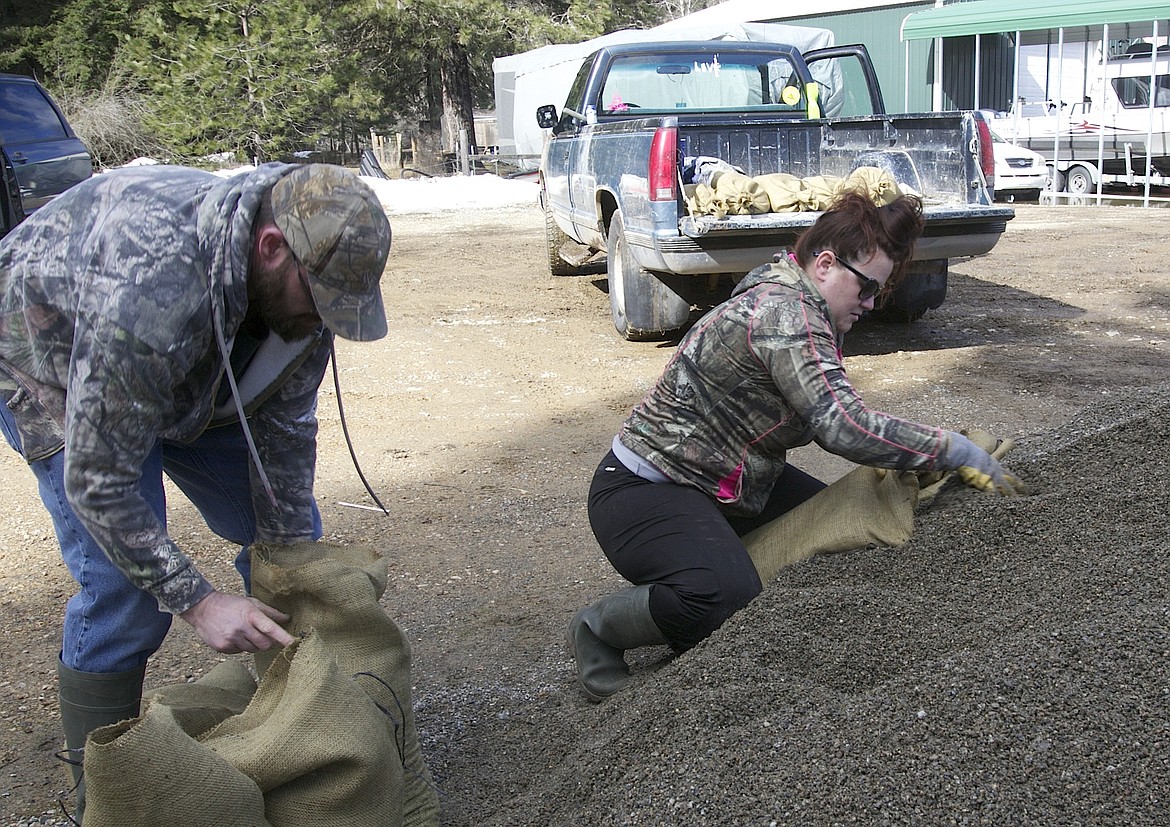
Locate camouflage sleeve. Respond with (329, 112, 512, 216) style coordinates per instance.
(248, 332, 332, 542)
(63, 317, 214, 616)
(751, 297, 946, 470)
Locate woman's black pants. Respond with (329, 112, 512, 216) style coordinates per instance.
(587, 450, 825, 651)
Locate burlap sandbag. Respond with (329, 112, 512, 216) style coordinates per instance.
(83, 694, 270, 827)
(745, 431, 1018, 582)
(802, 175, 844, 210)
(203, 633, 404, 827)
(250, 541, 440, 827)
(754, 172, 812, 212)
(744, 465, 919, 583)
(842, 166, 903, 206)
(710, 171, 772, 215)
(685, 183, 715, 218)
(685, 182, 727, 218)
(143, 658, 256, 737)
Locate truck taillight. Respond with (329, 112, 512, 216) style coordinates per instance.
(974, 114, 995, 183)
(649, 126, 678, 201)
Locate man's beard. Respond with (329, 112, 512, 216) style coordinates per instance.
(247, 259, 322, 342)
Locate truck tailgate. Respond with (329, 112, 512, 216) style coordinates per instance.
(679, 203, 1016, 261)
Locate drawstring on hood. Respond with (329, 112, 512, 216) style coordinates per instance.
(211, 314, 278, 506)
(329, 338, 389, 515)
(212, 322, 389, 514)
(200, 163, 290, 509)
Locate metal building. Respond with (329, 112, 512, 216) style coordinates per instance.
(899, 0, 1168, 112)
(899, 0, 1169, 201)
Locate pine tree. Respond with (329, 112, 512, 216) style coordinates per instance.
(120, 0, 338, 162)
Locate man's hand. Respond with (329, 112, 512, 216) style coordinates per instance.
(944, 432, 1026, 496)
(180, 591, 296, 654)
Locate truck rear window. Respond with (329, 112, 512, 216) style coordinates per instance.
(599, 52, 807, 114)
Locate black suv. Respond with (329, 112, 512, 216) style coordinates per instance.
(0, 73, 93, 238)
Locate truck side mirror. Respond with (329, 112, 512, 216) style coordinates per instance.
(536, 105, 559, 129)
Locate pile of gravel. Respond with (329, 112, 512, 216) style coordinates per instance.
(462, 386, 1169, 826)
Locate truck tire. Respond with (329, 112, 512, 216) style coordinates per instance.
(872, 259, 948, 323)
(1065, 165, 1094, 194)
(545, 203, 585, 276)
(607, 212, 691, 340)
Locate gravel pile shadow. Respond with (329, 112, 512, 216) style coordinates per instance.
(470, 386, 1169, 826)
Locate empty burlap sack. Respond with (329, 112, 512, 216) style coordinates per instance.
(754, 172, 812, 212)
(843, 166, 903, 206)
(84, 634, 402, 827)
(204, 633, 405, 827)
(744, 465, 919, 583)
(251, 541, 440, 827)
(83, 692, 271, 827)
(710, 171, 772, 215)
(143, 658, 256, 737)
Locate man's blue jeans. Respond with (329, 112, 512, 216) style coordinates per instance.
(0, 404, 321, 674)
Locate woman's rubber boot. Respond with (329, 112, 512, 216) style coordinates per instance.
(57, 658, 147, 822)
(567, 585, 667, 702)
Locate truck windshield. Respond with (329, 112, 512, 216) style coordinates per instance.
(598, 52, 807, 114)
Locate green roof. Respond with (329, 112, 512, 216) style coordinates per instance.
(901, 0, 1169, 41)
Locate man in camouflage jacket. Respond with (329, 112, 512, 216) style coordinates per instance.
(0, 161, 390, 814)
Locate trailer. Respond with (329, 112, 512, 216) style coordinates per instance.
(989, 43, 1170, 195)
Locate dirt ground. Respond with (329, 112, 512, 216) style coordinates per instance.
(2, 198, 1169, 825)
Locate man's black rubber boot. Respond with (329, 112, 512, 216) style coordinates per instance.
(57, 658, 146, 821)
(567, 585, 667, 702)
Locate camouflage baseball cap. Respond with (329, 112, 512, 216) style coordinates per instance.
(271, 164, 391, 341)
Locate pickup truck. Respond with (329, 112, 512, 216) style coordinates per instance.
(536, 40, 1015, 340)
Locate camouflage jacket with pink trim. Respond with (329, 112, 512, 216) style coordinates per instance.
(617, 257, 947, 516)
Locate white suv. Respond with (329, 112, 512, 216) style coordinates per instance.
(990, 130, 1047, 202)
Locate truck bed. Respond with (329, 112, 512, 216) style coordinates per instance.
(644, 112, 1015, 275)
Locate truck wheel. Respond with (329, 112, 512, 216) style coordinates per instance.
(872, 259, 948, 323)
(1065, 165, 1094, 194)
(545, 202, 585, 276)
(607, 212, 690, 340)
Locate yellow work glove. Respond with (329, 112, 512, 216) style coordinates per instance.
(943, 432, 1025, 496)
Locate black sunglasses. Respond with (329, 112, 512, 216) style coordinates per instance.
(814, 250, 883, 300)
